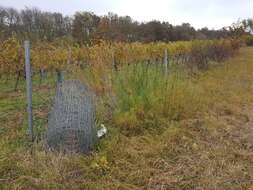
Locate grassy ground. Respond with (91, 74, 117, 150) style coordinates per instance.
(0, 47, 253, 190)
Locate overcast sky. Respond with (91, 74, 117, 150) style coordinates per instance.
(1, 0, 253, 29)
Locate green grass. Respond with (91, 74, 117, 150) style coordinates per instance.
(0, 48, 253, 189)
(110, 63, 204, 135)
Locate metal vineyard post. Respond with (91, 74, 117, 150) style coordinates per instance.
(164, 49, 168, 74)
(24, 41, 34, 142)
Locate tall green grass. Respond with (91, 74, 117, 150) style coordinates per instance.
(85, 62, 205, 135)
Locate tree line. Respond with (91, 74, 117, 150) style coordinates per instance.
(0, 6, 252, 44)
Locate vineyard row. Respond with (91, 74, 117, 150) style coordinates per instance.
(0, 37, 241, 79)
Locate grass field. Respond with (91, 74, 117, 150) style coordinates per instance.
(0, 47, 253, 190)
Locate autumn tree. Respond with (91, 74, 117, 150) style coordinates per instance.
(72, 11, 100, 43)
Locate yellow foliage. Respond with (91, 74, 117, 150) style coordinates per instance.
(0, 37, 239, 79)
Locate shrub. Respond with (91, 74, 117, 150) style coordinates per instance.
(244, 35, 253, 46)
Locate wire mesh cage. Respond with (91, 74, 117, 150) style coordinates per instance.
(46, 79, 97, 154)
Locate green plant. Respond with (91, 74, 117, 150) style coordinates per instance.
(244, 35, 253, 46)
(111, 63, 203, 135)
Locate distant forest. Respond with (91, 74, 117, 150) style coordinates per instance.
(0, 6, 252, 44)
